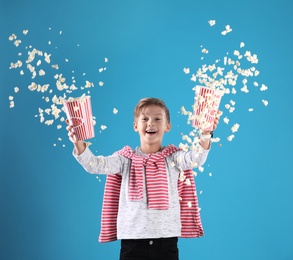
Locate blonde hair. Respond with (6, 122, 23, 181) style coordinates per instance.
(134, 98, 170, 123)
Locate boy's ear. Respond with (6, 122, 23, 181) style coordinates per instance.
(165, 123, 171, 132)
(133, 121, 138, 132)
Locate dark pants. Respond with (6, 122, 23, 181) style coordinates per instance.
(120, 237, 179, 260)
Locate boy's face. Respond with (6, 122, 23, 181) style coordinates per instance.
(133, 105, 171, 148)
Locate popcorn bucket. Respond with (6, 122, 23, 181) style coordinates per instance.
(63, 95, 95, 141)
(192, 86, 223, 131)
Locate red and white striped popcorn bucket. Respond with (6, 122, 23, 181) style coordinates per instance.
(63, 96, 95, 141)
(192, 86, 223, 132)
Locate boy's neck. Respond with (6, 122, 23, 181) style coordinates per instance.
(139, 143, 162, 154)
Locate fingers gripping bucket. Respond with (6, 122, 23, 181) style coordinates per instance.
(64, 96, 95, 141)
(192, 86, 223, 132)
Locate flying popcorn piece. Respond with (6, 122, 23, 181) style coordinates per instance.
(241, 85, 249, 93)
(202, 48, 209, 54)
(240, 42, 245, 48)
(208, 20, 216, 26)
(230, 100, 236, 106)
(190, 74, 196, 82)
(39, 69, 46, 76)
(223, 117, 229, 124)
(113, 108, 118, 114)
(221, 25, 232, 35)
(28, 82, 37, 91)
(183, 67, 190, 74)
(262, 100, 268, 106)
(14, 40, 22, 47)
(248, 108, 254, 112)
(9, 60, 23, 69)
(44, 53, 51, 63)
(260, 84, 268, 91)
(187, 201, 192, 208)
(227, 134, 235, 141)
(198, 166, 204, 172)
(100, 125, 107, 130)
(231, 123, 240, 133)
(99, 81, 104, 86)
(85, 80, 94, 88)
(14, 87, 19, 93)
(23, 30, 28, 35)
(9, 34, 17, 41)
(209, 172, 212, 177)
(229, 107, 235, 113)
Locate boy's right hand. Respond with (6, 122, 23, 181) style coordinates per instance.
(66, 121, 86, 155)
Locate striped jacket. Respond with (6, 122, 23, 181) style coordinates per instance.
(99, 145, 204, 243)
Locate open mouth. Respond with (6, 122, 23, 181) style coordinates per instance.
(145, 129, 157, 135)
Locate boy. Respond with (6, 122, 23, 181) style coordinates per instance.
(67, 98, 219, 260)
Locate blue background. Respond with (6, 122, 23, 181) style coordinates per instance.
(1, 1, 293, 259)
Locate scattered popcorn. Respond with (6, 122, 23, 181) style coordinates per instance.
(99, 81, 104, 86)
(202, 48, 209, 54)
(223, 117, 229, 124)
(105, 57, 108, 62)
(208, 20, 216, 26)
(231, 123, 240, 133)
(14, 40, 21, 47)
(241, 85, 249, 93)
(113, 108, 118, 114)
(248, 108, 254, 112)
(183, 67, 190, 74)
(44, 53, 51, 63)
(14, 87, 19, 93)
(262, 100, 268, 106)
(221, 25, 232, 35)
(187, 201, 192, 208)
(260, 84, 268, 91)
(9, 34, 17, 41)
(198, 166, 204, 172)
(227, 135, 235, 141)
(23, 30, 28, 35)
(100, 125, 107, 130)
